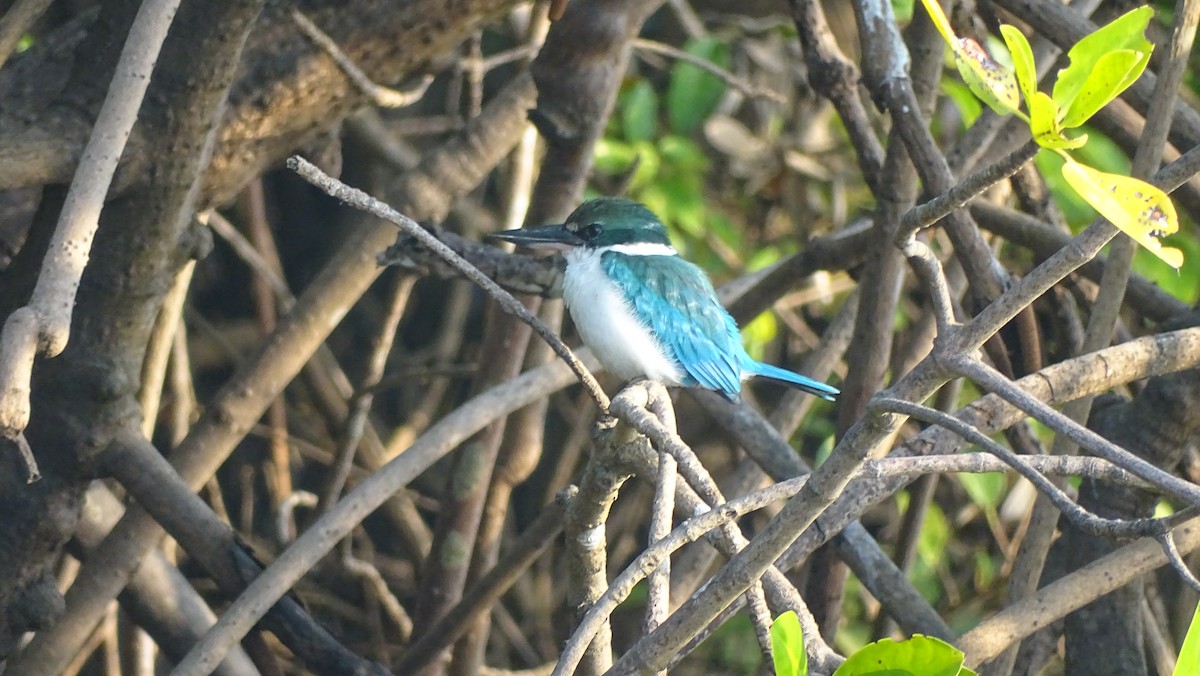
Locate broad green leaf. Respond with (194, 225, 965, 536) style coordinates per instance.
(1053, 6, 1153, 112)
(1061, 161, 1184, 268)
(771, 611, 808, 676)
(833, 635, 968, 676)
(1060, 49, 1149, 128)
(667, 37, 729, 134)
(621, 80, 659, 142)
(952, 37, 1019, 115)
(1175, 603, 1200, 676)
(917, 0, 957, 45)
(999, 24, 1036, 106)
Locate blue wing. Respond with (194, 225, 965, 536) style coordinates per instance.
(601, 251, 744, 398)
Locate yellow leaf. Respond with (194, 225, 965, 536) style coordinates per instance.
(953, 37, 1020, 115)
(918, 0, 958, 45)
(1061, 162, 1184, 269)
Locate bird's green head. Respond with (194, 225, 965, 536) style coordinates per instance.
(489, 197, 672, 251)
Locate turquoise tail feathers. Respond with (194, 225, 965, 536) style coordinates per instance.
(744, 361, 839, 401)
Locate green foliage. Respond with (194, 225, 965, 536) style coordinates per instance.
(768, 617, 978, 676)
(667, 37, 730, 134)
(771, 611, 809, 676)
(1052, 7, 1153, 127)
(919, 0, 1183, 268)
(833, 636, 976, 676)
(622, 80, 660, 142)
(710, 612, 763, 672)
(597, 51, 796, 285)
(1176, 603, 1200, 676)
(1001, 9, 1153, 147)
(942, 79, 983, 129)
(958, 471, 1005, 512)
(916, 501, 951, 573)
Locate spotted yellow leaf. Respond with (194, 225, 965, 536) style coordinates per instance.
(952, 37, 1020, 115)
(1061, 161, 1183, 269)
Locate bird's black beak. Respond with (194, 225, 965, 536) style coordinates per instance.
(487, 223, 582, 252)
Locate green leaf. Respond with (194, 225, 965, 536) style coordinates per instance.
(942, 79, 982, 128)
(1135, 234, 1200, 305)
(1175, 603, 1200, 676)
(952, 37, 1019, 115)
(771, 611, 808, 676)
(1034, 148, 1093, 224)
(959, 472, 1006, 511)
(833, 635, 969, 676)
(1059, 49, 1149, 128)
(667, 37, 730, 134)
(656, 135, 709, 173)
(1029, 91, 1086, 149)
(742, 312, 778, 363)
(622, 80, 659, 142)
(1060, 160, 1184, 268)
(999, 24, 1036, 107)
(593, 139, 637, 175)
(1052, 6, 1153, 113)
(626, 140, 662, 190)
(917, 502, 950, 571)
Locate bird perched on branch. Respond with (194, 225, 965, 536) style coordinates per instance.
(490, 198, 839, 403)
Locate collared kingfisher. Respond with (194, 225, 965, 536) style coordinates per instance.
(490, 197, 839, 403)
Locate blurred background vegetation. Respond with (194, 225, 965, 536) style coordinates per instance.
(1, 0, 1199, 674)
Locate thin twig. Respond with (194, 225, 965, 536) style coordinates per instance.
(604, 383, 835, 671)
(291, 8, 434, 108)
(318, 273, 414, 511)
(897, 237, 956, 333)
(393, 495, 569, 674)
(170, 354, 589, 676)
(10, 433, 39, 482)
(341, 544, 415, 641)
(870, 398, 1174, 539)
(897, 141, 1039, 240)
(950, 356, 1200, 507)
(631, 38, 787, 104)
(958, 515, 1200, 666)
(1156, 530, 1200, 595)
(138, 261, 196, 439)
(558, 446, 1158, 675)
(287, 156, 610, 412)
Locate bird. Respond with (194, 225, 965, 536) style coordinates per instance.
(489, 197, 839, 403)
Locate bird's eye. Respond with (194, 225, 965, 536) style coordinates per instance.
(581, 223, 601, 240)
